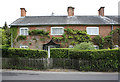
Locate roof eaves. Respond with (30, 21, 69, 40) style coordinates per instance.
(10, 23, 120, 27)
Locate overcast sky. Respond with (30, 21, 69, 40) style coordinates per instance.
(0, 0, 120, 27)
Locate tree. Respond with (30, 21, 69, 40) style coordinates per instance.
(0, 29, 7, 45)
(2, 22, 11, 46)
(2, 22, 8, 30)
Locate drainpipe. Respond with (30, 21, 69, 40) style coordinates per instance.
(11, 33, 13, 48)
(111, 25, 113, 30)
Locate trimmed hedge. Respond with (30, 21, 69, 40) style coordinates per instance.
(2, 48, 48, 58)
(50, 48, 119, 72)
(50, 48, 69, 58)
(0, 45, 9, 49)
(50, 48, 120, 60)
(69, 49, 119, 60)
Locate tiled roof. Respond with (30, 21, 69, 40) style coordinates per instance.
(10, 16, 120, 26)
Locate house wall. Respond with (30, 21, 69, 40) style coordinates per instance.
(14, 25, 119, 49)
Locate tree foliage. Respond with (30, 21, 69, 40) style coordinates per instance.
(2, 22, 11, 46)
(0, 29, 7, 45)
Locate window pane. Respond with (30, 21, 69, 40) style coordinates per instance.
(87, 27, 99, 35)
(21, 29, 24, 35)
(52, 28, 57, 35)
(52, 28, 64, 35)
(20, 28, 28, 35)
(24, 29, 28, 35)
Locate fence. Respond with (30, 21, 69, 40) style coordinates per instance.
(2, 58, 118, 72)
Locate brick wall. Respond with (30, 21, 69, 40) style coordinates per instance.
(14, 25, 119, 49)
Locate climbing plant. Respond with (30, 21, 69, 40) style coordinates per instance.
(28, 29, 49, 36)
(92, 28, 120, 49)
(17, 35, 27, 41)
(52, 28, 91, 47)
(10, 27, 17, 43)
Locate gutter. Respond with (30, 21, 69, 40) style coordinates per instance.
(10, 23, 120, 27)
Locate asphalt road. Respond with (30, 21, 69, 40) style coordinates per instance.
(1, 71, 119, 80)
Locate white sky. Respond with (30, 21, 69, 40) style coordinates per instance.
(0, 0, 120, 27)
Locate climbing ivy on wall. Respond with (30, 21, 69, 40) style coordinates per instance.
(52, 28, 91, 47)
(28, 29, 49, 36)
(10, 27, 17, 43)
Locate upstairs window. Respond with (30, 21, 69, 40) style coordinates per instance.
(51, 27, 64, 35)
(86, 27, 99, 35)
(20, 28, 28, 35)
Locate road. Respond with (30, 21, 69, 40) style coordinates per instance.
(1, 70, 119, 80)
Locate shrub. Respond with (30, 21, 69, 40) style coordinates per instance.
(69, 49, 119, 72)
(50, 48, 119, 71)
(2, 48, 48, 58)
(69, 49, 119, 60)
(0, 45, 9, 49)
(73, 42, 95, 50)
(50, 48, 70, 58)
(92, 35, 104, 49)
(104, 35, 112, 49)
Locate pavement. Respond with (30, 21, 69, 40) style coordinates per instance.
(1, 69, 119, 80)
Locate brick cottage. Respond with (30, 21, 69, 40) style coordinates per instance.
(10, 7, 120, 50)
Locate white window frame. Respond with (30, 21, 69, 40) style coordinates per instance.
(20, 46, 28, 49)
(86, 27, 99, 35)
(51, 27, 64, 35)
(20, 27, 29, 35)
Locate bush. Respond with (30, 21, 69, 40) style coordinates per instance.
(73, 42, 95, 50)
(0, 45, 9, 49)
(2, 48, 48, 58)
(50, 48, 119, 59)
(69, 49, 119, 72)
(69, 49, 119, 60)
(92, 35, 104, 49)
(50, 48, 69, 58)
(50, 48, 119, 71)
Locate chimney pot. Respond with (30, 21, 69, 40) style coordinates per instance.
(98, 7, 105, 16)
(20, 8, 27, 17)
(67, 6, 75, 16)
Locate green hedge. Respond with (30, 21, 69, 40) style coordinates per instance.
(50, 48, 69, 58)
(50, 48, 119, 72)
(51, 48, 119, 60)
(2, 48, 48, 58)
(69, 49, 119, 60)
(0, 45, 9, 49)
(69, 49, 119, 72)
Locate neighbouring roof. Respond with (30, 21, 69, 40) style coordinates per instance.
(10, 16, 120, 26)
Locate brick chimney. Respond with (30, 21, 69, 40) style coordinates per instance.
(98, 7, 105, 16)
(67, 6, 75, 16)
(20, 8, 27, 17)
